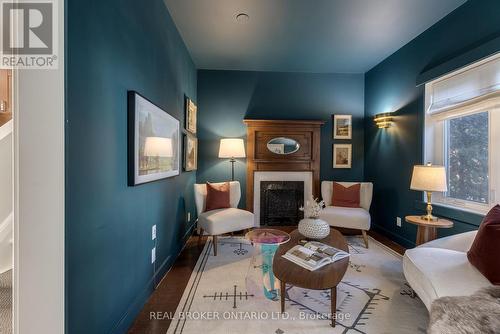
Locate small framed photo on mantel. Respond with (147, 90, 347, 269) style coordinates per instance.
(333, 144, 352, 169)
(333, 114, 352, 139)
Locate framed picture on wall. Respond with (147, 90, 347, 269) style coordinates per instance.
(333, 144, 352, 169)
(128, 91, 180, 186)
(183, 133, 198, 171)
(185, 97, 197, 134)
(333, 114, 352, 139)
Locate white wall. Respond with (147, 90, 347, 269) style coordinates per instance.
(14, 0, 65, 332)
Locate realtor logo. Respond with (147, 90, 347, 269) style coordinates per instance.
(0, 0, 58, 69)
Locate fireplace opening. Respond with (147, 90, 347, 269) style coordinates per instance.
(260, 181, 304, 226)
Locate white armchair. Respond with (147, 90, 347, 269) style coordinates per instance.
(319, 181, 373, 248)
(194, 181, 254, 256)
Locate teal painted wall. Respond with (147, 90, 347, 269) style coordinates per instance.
(197, 70, 365, 207)
(364, 0, 500, 248)
(66, 0, 197, 332)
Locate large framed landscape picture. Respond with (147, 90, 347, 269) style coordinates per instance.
(128, 91, 180, 186)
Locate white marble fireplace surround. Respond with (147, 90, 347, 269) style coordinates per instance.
(253, 171, 313, 226)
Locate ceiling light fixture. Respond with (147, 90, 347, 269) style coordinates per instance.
(235, 13, 249, 24)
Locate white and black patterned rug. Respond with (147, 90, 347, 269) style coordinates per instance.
(167, 235, 428, 334)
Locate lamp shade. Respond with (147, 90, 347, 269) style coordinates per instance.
(410, 165, 447, 192)
(218, 138, 246, 158)
(144, 137, 173, 157)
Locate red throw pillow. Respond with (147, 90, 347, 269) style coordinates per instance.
(332, 182, 361, 208)
(467, 205, 500, 285)
(205, 182, 230, 212)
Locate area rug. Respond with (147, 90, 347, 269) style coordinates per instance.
(0, 270, 12, 334)
(166, 236, 428, 334)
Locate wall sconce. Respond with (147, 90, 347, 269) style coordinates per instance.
(374, 112, 394, 129)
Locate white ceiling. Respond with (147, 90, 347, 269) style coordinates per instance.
(165, 0, 467, 73)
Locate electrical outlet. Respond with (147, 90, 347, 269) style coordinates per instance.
(152, 225, 156, 240)
(187, 212, 191, 222)
(396, 217, 402, 227)
(151, 247, 156, 263)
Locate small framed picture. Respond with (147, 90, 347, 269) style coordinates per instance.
(185, 97, 197, 134)
(333, 144, 352, 169)
(333, 115, 352, 139)
(183, 133, 198, 171)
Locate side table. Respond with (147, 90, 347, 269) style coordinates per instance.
(405, 215, 453, 246)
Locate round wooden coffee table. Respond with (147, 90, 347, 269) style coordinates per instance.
(273, 229, 349, 327)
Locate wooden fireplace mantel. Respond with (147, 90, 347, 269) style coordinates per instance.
(243, 119, 325, 211)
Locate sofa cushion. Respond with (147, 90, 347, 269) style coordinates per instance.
(198, 208, 254, 235)
(319, 206, 370, 230)
(467, 204, 500, 285)
(403, 247, 492, 310)
(205, 182, 230, 212)
(332, 182, 360, 208)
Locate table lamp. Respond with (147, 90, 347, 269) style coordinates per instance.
(410, 163, 447, 221)
(218, 138, 246, 181)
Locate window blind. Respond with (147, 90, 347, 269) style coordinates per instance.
(427, 53, 500, 116)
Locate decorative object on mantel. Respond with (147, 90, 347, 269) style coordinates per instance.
(128, 91, 180, 186)
(333, 144, 352, 168)
(333, 114, 352, 139)
(298, 198, 330, 239)
(185, 97, 197, 134)
(218, 138, 246, 181)
(410, 163, 447, 221)
(374, 112, 394, 128)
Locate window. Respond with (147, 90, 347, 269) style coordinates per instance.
(446, 112, 489, 204)
(425, 54, 500, 214)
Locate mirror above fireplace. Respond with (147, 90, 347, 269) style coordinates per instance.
(266, 137, 300, 155)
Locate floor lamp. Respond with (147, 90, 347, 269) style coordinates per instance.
(218, 138, 246, 181)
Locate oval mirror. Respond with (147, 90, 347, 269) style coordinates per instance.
(266, 137, 300, 155)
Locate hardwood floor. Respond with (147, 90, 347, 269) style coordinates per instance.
(127, 227, 405, 333)
(128, 237, 207, 334)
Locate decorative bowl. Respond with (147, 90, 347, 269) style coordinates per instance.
(298, 218, 330, 240)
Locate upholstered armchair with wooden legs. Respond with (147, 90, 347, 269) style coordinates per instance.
(319, 181, 373, 248)
(194, 181, 254, 256)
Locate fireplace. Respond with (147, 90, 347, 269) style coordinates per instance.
(260, 181, 304, 226)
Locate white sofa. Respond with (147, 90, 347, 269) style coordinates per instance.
(194, 181, 254, 256)
(403, 231, 492, 311)
(319, 181, 373, 248)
